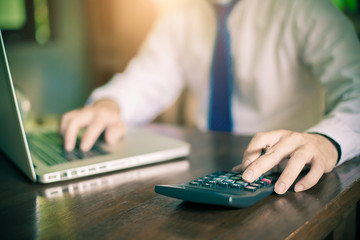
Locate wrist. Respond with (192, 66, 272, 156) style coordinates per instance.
(93, 99, 121, 114)
(308, 132, 341, 164)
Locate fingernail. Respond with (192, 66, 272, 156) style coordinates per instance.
(295, 184, 305, 192)
(275, 182, 286, 194)
(242, 169, 254, 182)
(65, 143, 73, 152)
(80, 142, 90, 152)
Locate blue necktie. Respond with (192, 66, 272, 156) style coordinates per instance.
(208, 0, 238, 132)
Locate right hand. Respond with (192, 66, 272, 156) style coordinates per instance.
(60, 99, 126, 152)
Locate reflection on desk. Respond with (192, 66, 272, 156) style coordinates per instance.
(35, 159, 189, 239)
(41, 160, 189, 199)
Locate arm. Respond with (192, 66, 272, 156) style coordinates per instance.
(60, 5, 187, 150)
(301, 0, 360, 164)
(234, 0, 360, 194)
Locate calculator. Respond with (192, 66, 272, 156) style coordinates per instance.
(155, 171, 277, 208)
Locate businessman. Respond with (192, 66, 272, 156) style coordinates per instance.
(60, 0, 360, 194)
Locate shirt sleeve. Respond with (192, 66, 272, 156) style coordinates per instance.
(87, 6, 186, 126)
(299, 0, 360, 164)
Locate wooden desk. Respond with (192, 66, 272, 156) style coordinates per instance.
(0, 125, 359, 240)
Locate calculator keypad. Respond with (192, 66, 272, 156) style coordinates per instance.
(187, 171, 274, 194)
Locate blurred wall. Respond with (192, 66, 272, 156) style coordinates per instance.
(5, 0, 89, 116)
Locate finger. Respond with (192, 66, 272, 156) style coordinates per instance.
(104, 121, 126, 144)
(80, 117, 107, 152)
(63, 110, 93, 151)
(63, 118, 85, 151)
(294, 163, 324, 192)
(242, 136, 298, 182)
(59, 110, 77, 136)
(274, 151, 309, 194)
(242, 131, 283, 168)
(241, 151, 261, 169)
(232, 164, 242, 172)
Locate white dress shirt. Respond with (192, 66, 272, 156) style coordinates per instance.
(88, 0, 360, 164)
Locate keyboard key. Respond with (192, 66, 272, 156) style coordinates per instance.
(27, 132, 108, 166)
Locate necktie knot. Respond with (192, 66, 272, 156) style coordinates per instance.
(213, 1, 238, 24)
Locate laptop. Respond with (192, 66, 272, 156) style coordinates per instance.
(0, 31, 190, 184)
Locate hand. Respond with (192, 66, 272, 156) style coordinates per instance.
(60, 99, 126, 152)
(232, 130, 338, 194)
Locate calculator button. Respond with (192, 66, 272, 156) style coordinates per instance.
(254, 180, 266, 186)
(235, 180, 248, 186)
(244, 186, 257, 192)
(230, 176, 242, 180)
(194, 179, 205, 184)
(189, 181, 199, 186)
(250, 183, 262, 188)
(224, 172, 235, 177)
(229, 183, 243, 189)
(201, 183, 213, 188)
(217, 182, 230, 188)
(212, 177, 223, 182)
(261, 178, 273, 185)
(224, 179, 235, 183)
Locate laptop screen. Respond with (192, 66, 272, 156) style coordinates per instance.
(0, 30, 37, 181)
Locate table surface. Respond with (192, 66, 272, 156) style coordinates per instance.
(0, 124, 359, 240)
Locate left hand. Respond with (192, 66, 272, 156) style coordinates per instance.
(232, 129, 338, 194)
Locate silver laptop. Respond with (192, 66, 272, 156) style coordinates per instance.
(0, 31, 190, 183)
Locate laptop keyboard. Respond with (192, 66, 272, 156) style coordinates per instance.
(27, 132, 108, 166)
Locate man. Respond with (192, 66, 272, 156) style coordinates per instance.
(60, 0, 360, 194)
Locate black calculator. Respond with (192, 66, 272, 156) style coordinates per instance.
(155, 171, 277, 208)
